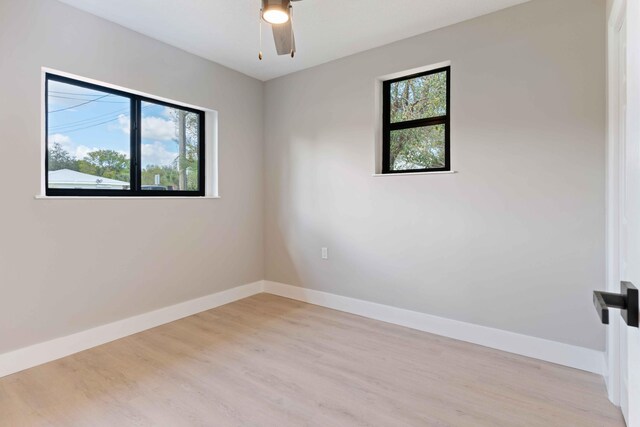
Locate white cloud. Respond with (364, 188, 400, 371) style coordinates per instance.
(162, 106, 175, 119)
(50, 133, 83, 158)
(141, 141, 178, 167)
(50, 134, 71, 145)
(117, 114, 176, 141)
(49, 133, 128, 160)
(117, 114, 130, 135)
(142, 116, 176, 141)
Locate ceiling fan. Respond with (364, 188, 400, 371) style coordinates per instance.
(259, 0, 303, 60)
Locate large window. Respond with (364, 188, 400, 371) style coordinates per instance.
(46, 74, 205, 196)
(382, 66, 450, 174)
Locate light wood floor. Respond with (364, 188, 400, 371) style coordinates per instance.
(0, 294, 623, 427)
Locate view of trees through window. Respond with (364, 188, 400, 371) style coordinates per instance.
(385, 68, 449, 172)
(140, 101, 200, 191)
(47, 80, 131, 189)
(46, 75, 203, 195)
(390, 125, 445, 170)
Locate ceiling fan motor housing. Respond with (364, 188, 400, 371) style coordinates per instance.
(262, 0, 291, 14)
(260, 0, 298, 58)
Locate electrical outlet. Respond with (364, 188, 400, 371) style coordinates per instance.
(321, 247, 328, 260)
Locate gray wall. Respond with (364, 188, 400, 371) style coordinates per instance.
(264, 0, 606, 350)
(0, 0, 607, 355)
(0, 0, 264, 353)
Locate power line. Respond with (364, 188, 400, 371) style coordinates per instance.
(48, 94, 112, 113)
(49, 94, 128, 104)
(49, 107, 130, 131)
(49, 90, 112, 97)
(53, 115, 124, 134)
(50, 104, 155, 134)
(50, 94, 127, 103)
(50, 104, 155, 131)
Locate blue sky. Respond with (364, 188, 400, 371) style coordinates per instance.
(48, 80, 181, 168)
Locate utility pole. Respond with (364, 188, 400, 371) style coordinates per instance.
(178, 110, 187, 190)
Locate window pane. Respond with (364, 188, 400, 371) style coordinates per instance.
(389, 124, 445, 171)
(47, 80, 131, 190)
(141, 101, 200, 191)
(390, 71, 447, 123)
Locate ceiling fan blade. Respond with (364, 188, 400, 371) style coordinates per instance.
(272, 20, 296, 56)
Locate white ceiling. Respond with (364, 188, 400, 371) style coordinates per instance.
(57, 0, 530, 81)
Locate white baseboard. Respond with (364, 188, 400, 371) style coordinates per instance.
(263, 281, 605, 375)
(0, 279, 605, 379)
(0, 281, 264, 378)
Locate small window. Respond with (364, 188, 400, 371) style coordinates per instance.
(382, 66, 450, 173)
(46, 74, 205, 196)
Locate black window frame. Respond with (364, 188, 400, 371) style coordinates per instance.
(45, 73, 206, 197)
(382, 66, 451, 174)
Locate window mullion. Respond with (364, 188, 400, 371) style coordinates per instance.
(389, 116, 447, 131)
(132, 98, 142, 192)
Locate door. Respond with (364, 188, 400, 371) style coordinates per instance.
(611, 0, 640, 425)
(619, 15, 631, 422)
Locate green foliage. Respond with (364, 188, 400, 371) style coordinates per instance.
(141, 165, 179, 189)
(389, 71, 447, 170)
(390, 125, 445, 170)
(78, 150, 130, 182)
(48, 142, 79, 171)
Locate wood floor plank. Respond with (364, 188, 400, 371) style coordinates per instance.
(0, 294, 624, 427)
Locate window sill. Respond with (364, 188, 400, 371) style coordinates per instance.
(34, 195, 221, 200)
(372, 171, 457, 177)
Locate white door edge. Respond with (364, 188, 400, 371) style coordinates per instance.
(606, 0, 626, 407)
